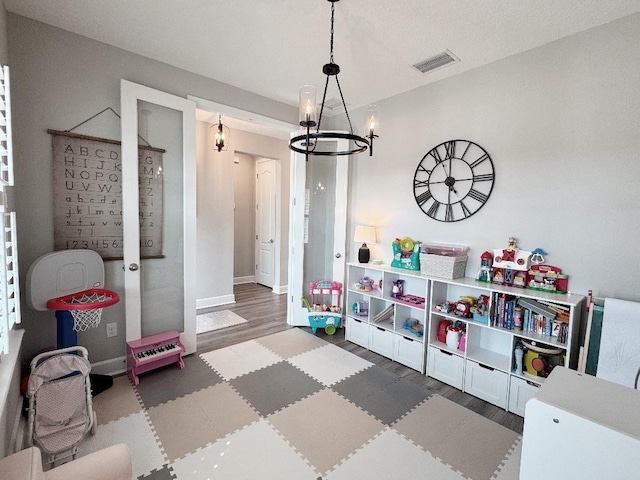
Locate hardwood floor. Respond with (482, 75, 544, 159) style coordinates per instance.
(196, 282, 524, 434)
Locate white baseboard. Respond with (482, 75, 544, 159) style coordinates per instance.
(272, 284, 288, 295)
(196, 294, 236, 310)
(233, 276, 255, 285)
(91, 356, 127, 377)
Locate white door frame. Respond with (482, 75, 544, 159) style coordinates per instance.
(187, 95, 297, 294)
(121, 80, 197, 355)
(287, 137, 349, 326)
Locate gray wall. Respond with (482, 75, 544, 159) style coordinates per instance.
(234, 152, 257, 281)
(0, 1, 6, 63)
(346, 12, 640, 303)
(8, 14, 296, 366)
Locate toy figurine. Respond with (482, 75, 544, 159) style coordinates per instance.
(531, 248, 546, 264)
(454, 296, 475, 318)
(477, 251, 493, 282)
(391, 279, 404, 298)
(391, 237, 421, 271)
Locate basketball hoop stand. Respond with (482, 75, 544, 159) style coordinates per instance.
(26, 250, 120, 349)
(55, 311, 76, 349)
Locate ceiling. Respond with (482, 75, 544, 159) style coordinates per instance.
(6, 0, 640, 121)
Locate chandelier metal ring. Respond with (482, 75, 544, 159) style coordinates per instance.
(290, 132, 369, 156)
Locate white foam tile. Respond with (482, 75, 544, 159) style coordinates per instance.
(200, 340, 283, 380)
(327, 428, 466, 480)
(170, 419, 318, 480)
(78, 411, 165, 478)
(289, 343, 373, 386)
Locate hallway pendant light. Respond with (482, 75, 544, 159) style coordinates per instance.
(289, 0, 378, 160)
(213, 114, 230, 152)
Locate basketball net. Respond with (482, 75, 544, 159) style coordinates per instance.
(69, 291, 109, 331)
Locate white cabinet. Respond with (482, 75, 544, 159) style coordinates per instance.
(521, 367, 640, 480)
(346, 263, 427, 372)
(426, 277, 584, 416)
(508, 376, 540, 417)
(369, 325, 395, 357)
(464, 360, 509, 409)
(427, 347, 464, 389)
(345, 316, 369, 348)
(394, 335, 424, 371)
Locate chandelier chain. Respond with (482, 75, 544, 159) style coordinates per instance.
(335, 76, 354, 134)
(317, 74, 331, 131)
(329, 1, 335, 64)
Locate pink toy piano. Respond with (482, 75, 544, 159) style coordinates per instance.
(126, 330, 185, 385)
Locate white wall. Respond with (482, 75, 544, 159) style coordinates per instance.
(8, 14, 297, 365)
(346, 12, 640, 303)
(0, 2, 23, 458)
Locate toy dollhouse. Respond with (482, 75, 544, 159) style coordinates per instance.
(491, 238, 531, 288)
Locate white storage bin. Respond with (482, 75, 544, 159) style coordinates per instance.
(369, 324, 394, 358)
(464, 360, 509, 409)
(346, 317, 369, 349)
(427, 346, 464, 389)
(420, 254, 468, 279)
(508, 376, 541, 417)
(394, 335, 424, 371)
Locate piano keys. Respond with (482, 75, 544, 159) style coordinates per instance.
(126, 330, 185, 385)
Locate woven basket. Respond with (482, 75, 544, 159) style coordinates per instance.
(420, 254, 467, 279)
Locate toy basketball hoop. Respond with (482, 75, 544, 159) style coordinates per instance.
(47, 288, 120, 332)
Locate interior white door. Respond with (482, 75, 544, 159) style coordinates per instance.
(288, 137, 349, 326)
(255, 158, 276, 288)
(121, 80, 197, 355)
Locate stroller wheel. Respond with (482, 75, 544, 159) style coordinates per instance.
(91, 411, 98, 435)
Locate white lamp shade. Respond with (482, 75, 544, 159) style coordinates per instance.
(353, 226, 377, 245)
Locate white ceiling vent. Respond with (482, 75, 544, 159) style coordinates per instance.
(413, 50, 459, 74)
(323, 97, 348, 111)
(318, 96, 349, 116)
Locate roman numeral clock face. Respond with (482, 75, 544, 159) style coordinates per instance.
(413, 140, 495, 222)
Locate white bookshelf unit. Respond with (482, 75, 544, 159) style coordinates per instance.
(345, 263, 428, 372)
(344, 263, 585, 417)
(427, 277, 584, 415)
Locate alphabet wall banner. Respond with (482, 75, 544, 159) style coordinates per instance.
(49, 130, 165, 260)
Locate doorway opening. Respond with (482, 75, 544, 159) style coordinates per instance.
(188, 96, 296, 314)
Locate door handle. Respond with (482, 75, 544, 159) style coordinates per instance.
(269, 239, 274, 243)
(129, 263, 139, 271)
(335, 253, 342, 258)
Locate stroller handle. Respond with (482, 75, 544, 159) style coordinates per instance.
(30, 345, 89, 368)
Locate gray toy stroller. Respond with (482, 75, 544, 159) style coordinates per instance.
(26, 346, 97, 467)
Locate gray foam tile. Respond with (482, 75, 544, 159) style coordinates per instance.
(230, 361, 323, 416)
(136, 354, 223, 408)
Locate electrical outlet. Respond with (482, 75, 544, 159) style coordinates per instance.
(106, 322, 117, 338)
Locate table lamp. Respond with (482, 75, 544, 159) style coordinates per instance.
(354, 226, 377, 263)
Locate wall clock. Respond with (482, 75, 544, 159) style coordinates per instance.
(413, 140, 495, 222)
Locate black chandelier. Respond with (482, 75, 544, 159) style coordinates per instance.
(289, 0, 379, 160)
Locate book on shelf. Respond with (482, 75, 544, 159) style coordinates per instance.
(490, 293, 562, 340)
